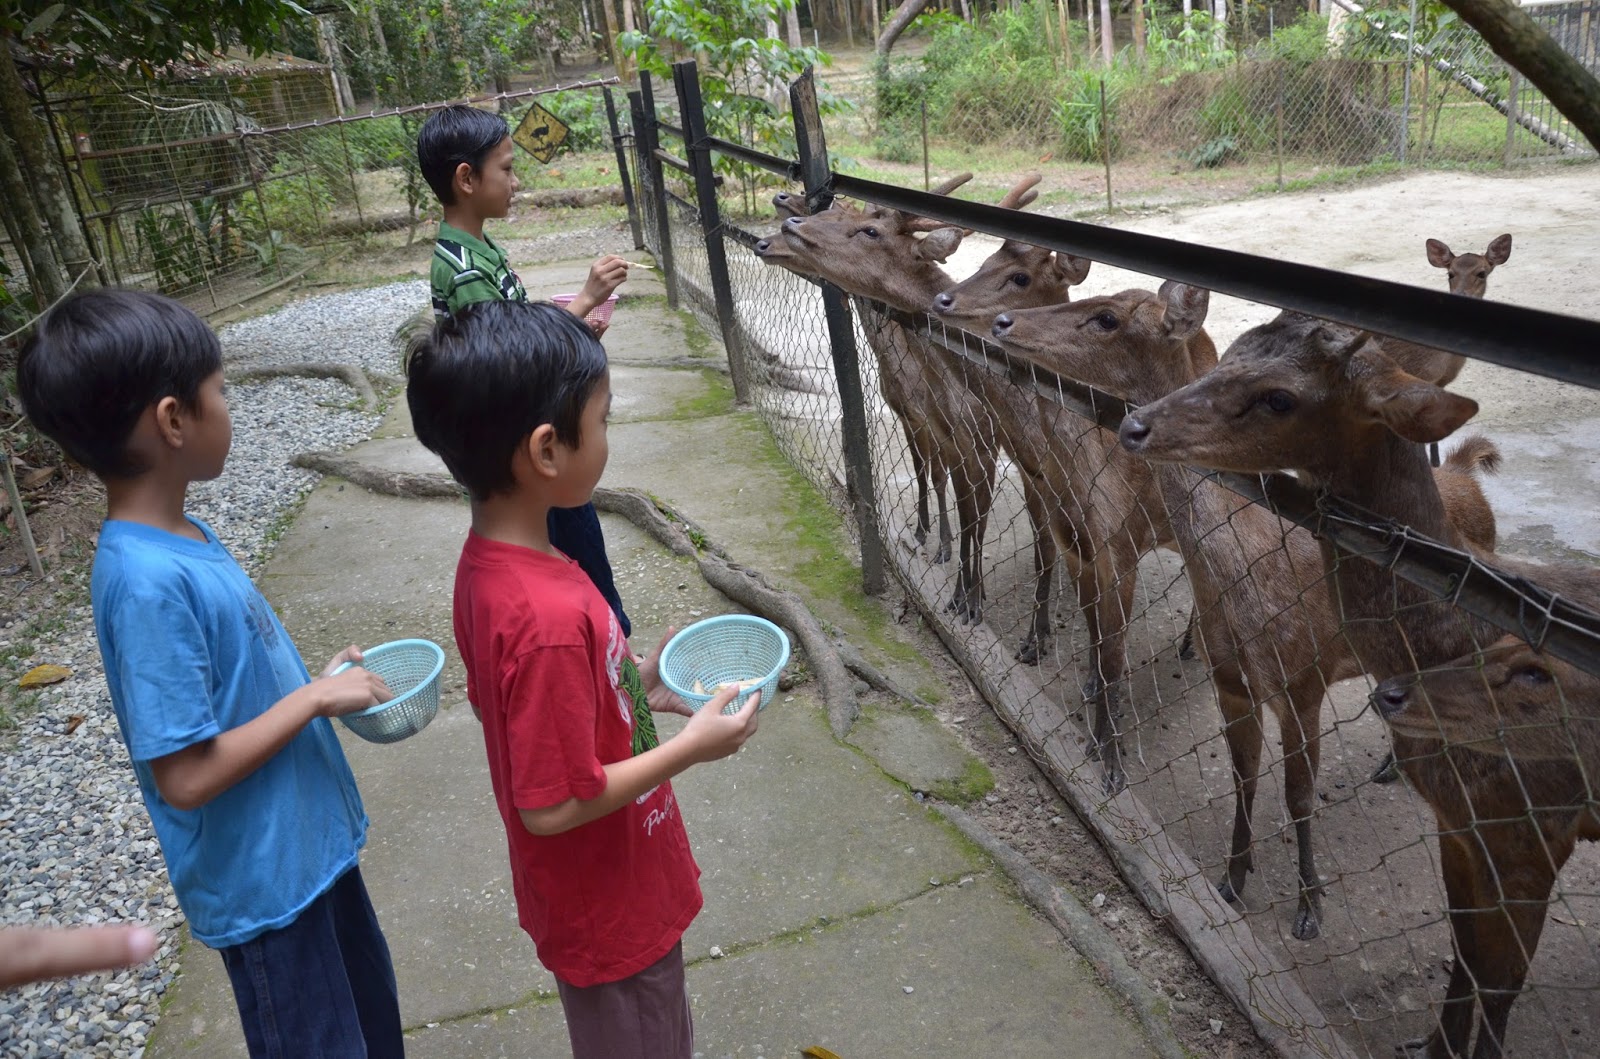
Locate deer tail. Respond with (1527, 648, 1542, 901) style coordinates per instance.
(1444, 434, 1503, 478)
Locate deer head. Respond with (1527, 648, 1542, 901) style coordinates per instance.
(1118, 310, 1479, 481)
(769, 173, 1039, 313)
(986, 283, 1211, 405)
(1371, 636, 1599, 764)
(1425, 233, 1512, 299)
(754, 173, 976, 278)
(931, 240, 1092, 326)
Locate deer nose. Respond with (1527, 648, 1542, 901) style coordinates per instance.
(773, 192, 792, 207)
(783, 215, 803, 228)
(991, 313, 1013, 338)
(755, 239, 771, 254)
(935, 292, 956, 314)
(1119, 415, 1151, 450)
(1372, 679, 1413, 718)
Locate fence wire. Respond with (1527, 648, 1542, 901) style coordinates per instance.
(638, 76, 1600, 1050)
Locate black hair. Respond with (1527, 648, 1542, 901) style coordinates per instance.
(17, 289, 222, 480)
(406, 300, 608, 501)
(416, 105, 510, 206)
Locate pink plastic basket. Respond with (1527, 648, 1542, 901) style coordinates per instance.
(551, 293, 618, 328)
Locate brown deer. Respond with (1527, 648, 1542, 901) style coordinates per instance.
(1371, 638, 1600, 1059)
(928, 235, 1096, 665)
(756, 175, 975, 568)
(1378, 233, 1514, 388)
(1119, 314, 1593, 1058)
(766, 178, 1043, 629)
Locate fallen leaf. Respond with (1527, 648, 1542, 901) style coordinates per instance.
(20, 664, 71, 688)
(65, 714, 85, 735)
(22, 466, 56, 490)
(802, 1049, 843, 1059)
(1038, 151, 1054, 163)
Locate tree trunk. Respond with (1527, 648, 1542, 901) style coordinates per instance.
(1435, 0, 1600, 152)
(0, 49, 95, 294)
(878, 0, 931, 55)
(1099, 0, 1114, 62)
(597, 0, 624, 78)
(786, 1, 804, 47)
(1133, 0, 1146, 59)
(1085, 0, 1098, 63)
(621, 0, 638, 84)
(1213, 0, 1229, 52)
(0, 128, 64, 304)
(1184, 0, 1193, 32)
(1057, 0, 1072, 63)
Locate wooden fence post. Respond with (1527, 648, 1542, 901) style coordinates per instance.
(637, 73, 679, 308)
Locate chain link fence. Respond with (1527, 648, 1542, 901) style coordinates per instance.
(629, 58, 1600, 1059)
(20, 63, 618, 321)
(853, 1, 1595, 205)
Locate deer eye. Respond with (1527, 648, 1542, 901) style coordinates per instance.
(1010, 272, 1031, 288)
(1262, 390, 1296, 414)
(1513, 664, 1552, 686)
(860, 226, 879, 238)
(1092, 311, 1118, 331)
(1476, 270, 1488, 279)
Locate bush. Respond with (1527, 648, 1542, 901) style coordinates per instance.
(1055, 68, 1130, 162)
(534, 90, 609, 152)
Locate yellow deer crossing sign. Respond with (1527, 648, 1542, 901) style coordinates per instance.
(513, 101, 570, 164)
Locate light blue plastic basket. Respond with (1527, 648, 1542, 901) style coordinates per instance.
(335, 639, 445, 744)
(659, 615, 791, 715)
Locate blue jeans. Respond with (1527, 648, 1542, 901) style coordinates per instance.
(549, 503, 631, 638)
(219, 866, 404, 1059)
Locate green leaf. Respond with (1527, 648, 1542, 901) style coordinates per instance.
(21, 3, 66, 39)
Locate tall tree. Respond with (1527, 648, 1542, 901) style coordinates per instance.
(877, 0, 930, 56)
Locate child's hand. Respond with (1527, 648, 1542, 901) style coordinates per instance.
(638, 628, 694, 717)
(678, 685, 760, 763)
(321, 644, 365, 678)
(309, 665, 394, 718)
(581, 255, 629, 304)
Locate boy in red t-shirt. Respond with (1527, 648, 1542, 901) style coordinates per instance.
(405, 299, 760, 1057)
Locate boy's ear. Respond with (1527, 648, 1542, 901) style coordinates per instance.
(521, 424, 561, 481)
(152, 395, 185, 449)
(453, 161, 476, 198)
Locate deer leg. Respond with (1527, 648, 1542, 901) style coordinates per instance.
(905, 421, 929, 547)
(1215, 677, 1263, 907)
(1015, 481, 1055, 665)
(1400, 832, 1485, 1059)
(945, 457, 976, 617)
(960, 443, 997, 625)
(1466, 826, 1569, 1059)
(1082, 548, 1137, 793)
(1279, 676, 1327, 942)
(927, 440, 953, 565)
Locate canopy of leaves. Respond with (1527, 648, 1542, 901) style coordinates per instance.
(1, 1, 312, 72)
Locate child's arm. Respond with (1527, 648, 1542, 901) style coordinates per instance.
(519, 685, 757, 836)
(149, 647, 391, 812)
(567, 255, 630, 318)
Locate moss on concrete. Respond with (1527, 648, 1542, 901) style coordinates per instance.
(926, 756, 997, 806)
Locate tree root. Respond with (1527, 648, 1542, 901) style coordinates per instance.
(229, 362, 389, 410)
(292, 453, 864, 737)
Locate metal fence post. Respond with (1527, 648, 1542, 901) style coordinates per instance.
(603, 86, 644, 251)
(1504, 70, 1520, 167)
(637, 72, 679, 308)
(790, 67, 886, 597)
(672, 60, 752, 405)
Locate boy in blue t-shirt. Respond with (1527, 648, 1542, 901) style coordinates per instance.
(17, 289, 405, 1058)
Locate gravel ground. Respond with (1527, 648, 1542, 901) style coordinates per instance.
(0, 283, 421, 1058)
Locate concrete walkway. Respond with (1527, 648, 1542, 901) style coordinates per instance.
(145, 264, 1158, 1058)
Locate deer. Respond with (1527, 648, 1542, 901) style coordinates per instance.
(1380, 234, 1514, 389)
(1116, 313, 1593, 1058)
(756, 175, 976, 571)
(1370, 637, 1600, 1059)
(763, 177, 1045, 631)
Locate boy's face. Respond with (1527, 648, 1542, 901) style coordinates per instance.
(458, 137, 519, 219)
(186, 370, 233, 481)
(553, 372, 611, 508)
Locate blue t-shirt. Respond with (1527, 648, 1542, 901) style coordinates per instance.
(91, 517, 367, 948)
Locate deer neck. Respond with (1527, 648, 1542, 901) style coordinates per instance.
(1322, 425, 1452, 542)
(876, 259, 956, 315)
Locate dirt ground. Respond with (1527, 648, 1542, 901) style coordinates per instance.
(734, 163, 1600, 1057)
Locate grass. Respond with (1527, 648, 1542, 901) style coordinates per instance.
(926, 753, 998, 806)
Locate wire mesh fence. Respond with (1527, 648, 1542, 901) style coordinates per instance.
(631, 59, 1600, 1058)
(855, 1, 1595, 203)
(25, 64, 619, 319)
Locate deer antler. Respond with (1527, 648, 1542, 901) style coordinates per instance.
(930, 171, 974, 196)
(997, 172, 1042, 211)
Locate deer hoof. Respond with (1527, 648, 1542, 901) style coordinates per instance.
(932, 540, 951, 564)
(1100, 763, 1126, 795)
(1216, 878, 1242, 904)
(1014, 638, 1040, 666)
(1394, 1035, 1436, 1057)
(1178, 628, 1197, 661)
(1292, 905, 1322, 942)
(1371, 752, 1402, 785)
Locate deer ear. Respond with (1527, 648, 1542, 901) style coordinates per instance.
(1486, 233, 1512, 265)
(1053, 253, 1091, 286)
(1360, 366, 1479, 443)
(1158, 281, 1209, 340)
(1425, 239, 1454, 269)
(919, 227, 965, 263)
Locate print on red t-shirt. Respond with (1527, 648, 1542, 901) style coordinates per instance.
(453, 530, 702, 987)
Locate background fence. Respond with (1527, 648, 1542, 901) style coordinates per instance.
(3, 61, 620, 323)
(626, 58, 1600, 1059)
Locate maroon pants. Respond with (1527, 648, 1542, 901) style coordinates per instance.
(556, 942, 693, 1059)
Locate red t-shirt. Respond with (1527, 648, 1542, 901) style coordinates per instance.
(453, 530, 702, 986)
